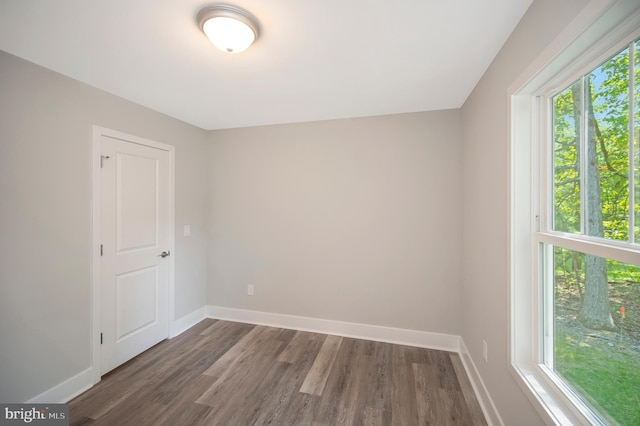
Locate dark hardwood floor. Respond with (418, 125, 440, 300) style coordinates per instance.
(69, 319, 487, 425)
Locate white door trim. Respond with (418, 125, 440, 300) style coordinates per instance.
(91, 126, 175, 385)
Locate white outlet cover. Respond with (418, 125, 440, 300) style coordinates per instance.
(184, 225, 191, 236)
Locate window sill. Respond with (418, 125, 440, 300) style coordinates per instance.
(510, 364, 602, 425)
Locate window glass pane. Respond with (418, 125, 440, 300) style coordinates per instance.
(553, 80, 582, 234)
(550, 245, 640, 425)
(586, 49, 630, 241)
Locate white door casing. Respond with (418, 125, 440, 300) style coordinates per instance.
(92, 127, 175, 379)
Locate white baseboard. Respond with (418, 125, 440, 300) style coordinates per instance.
(459, 339, 503, 426)
(26, 306, 207, 404)
(171, 306, 206, 338)
(206, 305, 460, 352)
(26, 367, 94, 404)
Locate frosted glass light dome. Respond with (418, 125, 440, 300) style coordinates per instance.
(197, 5, 260, 54)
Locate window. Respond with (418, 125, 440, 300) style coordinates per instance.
(541, 39, 640, 425)
(511, 2, 640, 425)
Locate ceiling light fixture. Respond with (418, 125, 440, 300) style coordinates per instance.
(197, 4, 260, 54)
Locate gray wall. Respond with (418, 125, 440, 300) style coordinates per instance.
(0, 51, 209, 402)
(460, 0, 590, 423)
(207, 111, 463, 334)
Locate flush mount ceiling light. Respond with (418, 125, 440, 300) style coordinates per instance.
(197, 4, 260, 54)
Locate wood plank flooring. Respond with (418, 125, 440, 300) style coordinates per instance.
(69, 319, 487, 425)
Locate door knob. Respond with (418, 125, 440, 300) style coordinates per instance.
(159, 251, 170, 258)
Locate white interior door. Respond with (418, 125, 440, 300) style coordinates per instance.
(100, 135, 170, 375)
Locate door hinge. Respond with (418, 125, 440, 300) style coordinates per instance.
(100, 155, 110, 168)
(100, 333, 103, 345)
(100, 244, 103, 256)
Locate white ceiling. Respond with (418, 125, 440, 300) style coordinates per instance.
(0, 0, 533, 130)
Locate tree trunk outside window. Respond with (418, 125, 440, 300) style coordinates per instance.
(573, 82, 616, 331)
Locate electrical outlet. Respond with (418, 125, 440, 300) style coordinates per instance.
(482, 340, 488, 363)
(247, 284, 254, 296)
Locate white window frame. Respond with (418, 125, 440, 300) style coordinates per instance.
(509, 1, 640, 424)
